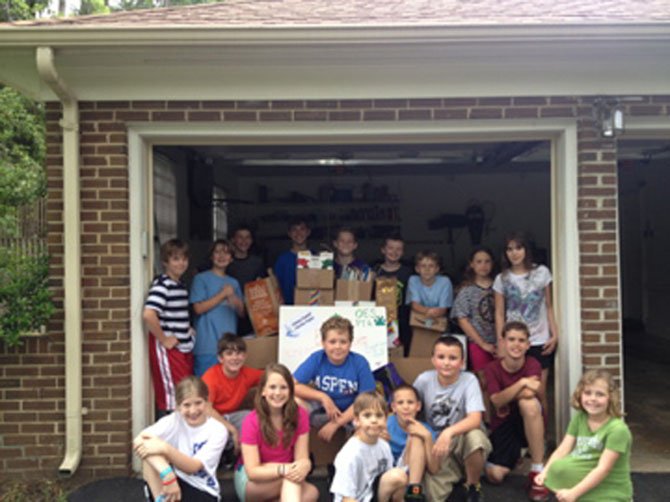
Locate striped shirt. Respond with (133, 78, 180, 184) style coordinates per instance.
(145, 274, 194, 353)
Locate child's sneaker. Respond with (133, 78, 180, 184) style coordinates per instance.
(465, 483, 483, 502)
(526, 471, 549, 501)
(404, 483, 426, 501)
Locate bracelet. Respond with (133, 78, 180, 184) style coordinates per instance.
(162, 476, 178, 486)
(159, 466, 174, 480)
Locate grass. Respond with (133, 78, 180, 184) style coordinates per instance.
(0, 479, 69, 502)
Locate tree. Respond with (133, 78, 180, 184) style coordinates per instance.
(0, 0, 50, 22)
(0, 87, 53, 346)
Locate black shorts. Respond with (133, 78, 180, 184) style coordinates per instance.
(487, 411, 528, 469)
(527, 345, 555, 369)
(144, 477, 217, 502)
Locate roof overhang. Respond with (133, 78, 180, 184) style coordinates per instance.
(1, 23, 670, 101)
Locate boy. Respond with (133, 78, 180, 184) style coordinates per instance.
(413, 335, 491, 502)
(202, 333, 263, 452)
(273, 218, 311, 305)
(294, 316, 376, 442)
(332, 227, 371, 279)
(330, 392, 408, 502)
(484, 321, 549, 501)
(374, 235, 413, 354)
(227, 225, 266, 336)
(406, 250, 453, 322)
(143, 238, 194, 414)
(387, 384, 439, 501)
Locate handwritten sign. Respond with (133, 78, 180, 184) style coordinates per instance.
(278, 306, 388, 372)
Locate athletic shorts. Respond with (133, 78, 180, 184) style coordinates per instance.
(527, 345, 555, 370)
(487, 411, 528, 469)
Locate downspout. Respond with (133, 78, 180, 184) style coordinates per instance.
(35, 46, 82, 477)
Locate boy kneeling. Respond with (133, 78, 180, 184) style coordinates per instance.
(484, 321, 550, 501)
(293, 316, 376, 441)
(330, 392, 407, 502)
(414, 335, 491, 502)
(387, 385, 439, 501)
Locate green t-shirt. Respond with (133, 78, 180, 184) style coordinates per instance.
(545, 411, 632, 501)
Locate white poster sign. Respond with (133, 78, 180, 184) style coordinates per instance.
(278, 306, 388, 372)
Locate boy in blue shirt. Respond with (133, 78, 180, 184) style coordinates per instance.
(406, 250, 453, 325)
(387, 384, 439, 501)
(273, 218, 311, 305)
(294, 316, 376, 442)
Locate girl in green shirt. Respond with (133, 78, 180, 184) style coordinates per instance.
(535, 369, 632, 502)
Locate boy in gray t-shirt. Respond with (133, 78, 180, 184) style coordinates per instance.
(413, 336, 492, 502)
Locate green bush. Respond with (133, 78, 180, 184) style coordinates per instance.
(0, 251, 53, 347)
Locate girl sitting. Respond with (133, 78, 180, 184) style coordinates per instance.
(535, 369, 633, 502)
(133, 375, 228, 502)
(234, 363, 319, 502)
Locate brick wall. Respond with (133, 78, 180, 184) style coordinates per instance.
(1, 95, 668, 480)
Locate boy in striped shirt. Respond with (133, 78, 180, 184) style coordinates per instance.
(143, 239, 194, 416)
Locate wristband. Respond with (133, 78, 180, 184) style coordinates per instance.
(159, 466, 174, 480)
(162, 476, 178, 486)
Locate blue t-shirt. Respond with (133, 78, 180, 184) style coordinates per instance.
(293, 350, 376, 411)
(274, 250, 298, 305)
(405, 275, 453, 308)
(386, 414, 437, 462)
(189, 271, 242, 355)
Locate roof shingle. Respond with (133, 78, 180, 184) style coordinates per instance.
(11, 0, 670, 28)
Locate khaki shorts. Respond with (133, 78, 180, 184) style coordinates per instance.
(424, 428, 492, 501)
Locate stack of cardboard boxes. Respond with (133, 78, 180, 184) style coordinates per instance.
(294, 251, 335, 306)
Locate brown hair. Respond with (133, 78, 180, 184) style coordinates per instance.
(501, 231, 534, 272)
(254, 364, 299, 448)
(392, 384, 421, 403)
(175, 376, 208, 405)
(571, 369, 623, 418)
(160, 238, 189, 264)
(353, 392, 387, 417)
(320, 316, 354, 342)
(334, 226, 357, 242)
(432, 335, 464, 359)
(209, 239, 233, 259)
(415, 250, 441, 268)
(502, 321, 530, 339)
(217, 333, 247, 355)
(461, 246, 495, 286)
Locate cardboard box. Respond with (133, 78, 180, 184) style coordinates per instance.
(244, 335, 278, 369)
(335, 278, 373, 302)
(309, 428, 347, 466)
(409, 310, 448, 333)
(375, 277, 397, 322)
(245, 272, 283, 336)
(409, 329, 467, 367)
(294, 288, 335, 306)
(296, 268, 335, 289)
(390, 355, 434, 384)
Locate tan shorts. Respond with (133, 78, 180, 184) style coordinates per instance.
(424, 428, 492, 501)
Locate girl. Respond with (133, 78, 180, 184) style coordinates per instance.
(493, 232, 558, 412)
(452, 246, 497, 373)
(234, 363, 319, 502)
(535, 370, 632, 502)
(133, 376, 228, 502)
(190, 239, 245, 376)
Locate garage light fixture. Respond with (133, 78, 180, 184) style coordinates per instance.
(594, 97, 625, 138)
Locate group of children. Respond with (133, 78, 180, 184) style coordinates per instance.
(137, 229, 632, 501)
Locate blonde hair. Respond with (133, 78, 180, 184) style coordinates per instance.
(571, 369, 623, 418)
(353, 392, 387, 417)
(175, 376, 208, 406)
(320, 316, 353, 342)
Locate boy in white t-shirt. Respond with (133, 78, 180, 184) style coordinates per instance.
(330, 392, 407, 502)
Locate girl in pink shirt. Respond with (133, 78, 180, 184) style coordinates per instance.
(234, 363, 319, 501)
